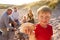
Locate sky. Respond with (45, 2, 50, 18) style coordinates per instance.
(0, 0, 40, 5)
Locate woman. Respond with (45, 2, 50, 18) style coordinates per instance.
(27, 9, 35, 24)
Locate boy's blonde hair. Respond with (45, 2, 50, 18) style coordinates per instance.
(19, 23, 35, 33)
(37, 5, 52, 15)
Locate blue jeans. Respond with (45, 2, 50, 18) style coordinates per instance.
(11, 19, 21, 27)
(15, 19, 21, 26)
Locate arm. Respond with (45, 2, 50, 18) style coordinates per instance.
(9, 15, 17, 26)
(17, 12, 19, 20)
(29, 31, 36, 40)
(3, 16, 13, 30)
(50, 36, 53, 40)
(10, 14, 14, 21)
(50, 26, 53, 40)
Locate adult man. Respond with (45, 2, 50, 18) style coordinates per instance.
(0, 8, 16, 40)
(10, 7, 20, 27)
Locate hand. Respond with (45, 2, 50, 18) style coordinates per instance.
(29, 32, 36, 40)
(25, 28, 32, 35)
(13, 22, 17, 25)
(13, 28, 17, 31)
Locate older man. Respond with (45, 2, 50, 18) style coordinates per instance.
(0, 8, 16, 40)
(10, 7, 20, 27)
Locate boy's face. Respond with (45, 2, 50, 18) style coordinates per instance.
(38, 12, 51, 25)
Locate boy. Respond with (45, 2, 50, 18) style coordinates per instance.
(19, 23, 35, 40)
(34, 6, 53, 40)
